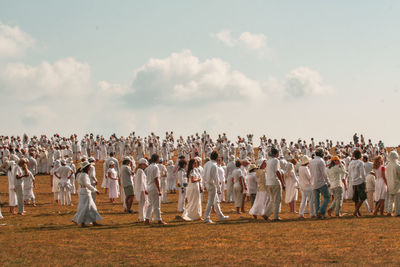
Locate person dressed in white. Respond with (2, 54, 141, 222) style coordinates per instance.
(373, 155, 387, 216)
(50, 160, 61, 203)
(166, 160, 176, 194)
(310, 148, 330, 218)
(135, 158, 149, 222)
(72, 161, 102, 227)
(232, 160, 246, 214)
(177, 160, 187, 213)
(158, 159, 168, 204)
(327, 156, 347, 217)
(55, 159, 74, 206)
(385, 151, 400, 216)
(23, 168, 36, 206)
(14, 159, 28, 215)
(107, 162, 119, 202)
(203, 151, 228, 223)
(88, 157, 98, 202)
(145, 154, 167, 225)
(264, 148, 285, 221)
(7, 160, 17, 214)
(298, 156, 315, 218)
(284, 162, 299, 213)
(249, 159, 269, 219)
(182, 158, 202, 221)
(121, 157, 134, 213)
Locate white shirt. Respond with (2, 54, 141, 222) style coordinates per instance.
(309, 156, 329, 190)
(146, 163, 160, 192)
(266, 157, 281, 186)
(348, 159, 366, 186)
(298, 165, 312, 190)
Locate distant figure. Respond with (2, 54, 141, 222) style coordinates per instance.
(353, 133, 359, 145)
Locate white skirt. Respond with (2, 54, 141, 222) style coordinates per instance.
(108, 179, 120, 199)
(72, 191, 102, 224)
(374, 178, 387, 201)
(9, 189, 17, 206)
(182, 182, 202, 221)
(249, 191, 269, 216)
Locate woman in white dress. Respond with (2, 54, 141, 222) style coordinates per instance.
(7, 160, 17, 214)
(284, 161, 299, 213)
(166, 160, 176, 193)
(177, 160, 187, 213)
(72, 161, 102, 227)
(232, 160, 247, 214)
(107, 162, 120, 203)
(373, 155, 387, 216)
(249, 159, 269, 220)
(134, 158, 148, 222)
(182, 159, 202, 221)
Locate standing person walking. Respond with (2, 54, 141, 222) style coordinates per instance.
(264, 148, 285, 221)
(203, 151, 229, 223)
(182, 158, 202, 221)
(121, 157, 134, 213)
(327, 156, 347, 217)
(310, 148, 331, 219)
(144, 154, 167, 225)
(348, 149, 367, 217)
(385, 151, 400, 216)
(298, 156, 314, 218)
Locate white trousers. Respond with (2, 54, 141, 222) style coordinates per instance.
(226, 179, 234, 202)
(388, 193, 400, 215)
(60, 186, 72, 205)
(204, 185, 224, 220)
(145, 189, 161, 221)
(299, 189, 315, 216)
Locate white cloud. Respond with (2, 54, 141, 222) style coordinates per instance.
(213, 30, 268, 55)
(98, 80, 127, 96)
(0, 22, 34, 58)
(239, 32, 267, 52)
(0, 57, 91, 101)
(128, 50, 263, 106)
(285, 67, 334, 97)
(214, 30, 235, 47)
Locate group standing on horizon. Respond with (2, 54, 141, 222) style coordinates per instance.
(1, 132, 400, 226)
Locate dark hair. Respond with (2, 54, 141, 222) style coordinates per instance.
(210, 151, 218, 161)
(110, 152, 115, 157)
(315, 149, 324, 158)
(150, 154, 159, 164)
(82, 164, 91, 173)
(329, 160, 336, 169)
(235, 160, 241, 168)
(270, 148, 279, 157)
(122, 159, 131, 165)
(362, 155, 369, 162)
(353, 149, 362, 160)
(178, 159, 187, 170)
(187, 159, 196, 179)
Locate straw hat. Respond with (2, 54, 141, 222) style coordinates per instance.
(300, 155, 310, 165)
(249, 164, 258, 172)
(80, 161, 92, 170)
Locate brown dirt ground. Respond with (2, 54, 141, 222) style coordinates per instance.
(1, 161, 400, 266)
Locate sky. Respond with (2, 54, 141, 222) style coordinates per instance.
(0, 1, 399, 145)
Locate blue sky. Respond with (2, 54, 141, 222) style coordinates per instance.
(1, 1, 399, 145)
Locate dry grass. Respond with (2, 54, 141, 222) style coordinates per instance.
(1, 161, 400, 266)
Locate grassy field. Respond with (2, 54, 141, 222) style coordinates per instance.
(1, 161, 400, 266)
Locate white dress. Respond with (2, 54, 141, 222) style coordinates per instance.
(182, 168, 202, 221)
(72, 172, 102, 224)
(108, 168, 120, 199)
(284, 170, 299, 203)
(249, 170, 269, 216)
(374, 167, 387, 201)
(8, 167, 17, 206)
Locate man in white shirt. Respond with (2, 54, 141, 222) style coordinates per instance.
(144, 154, 167, 225)
(225, 155, 236, 203)
(55, 159, 74, 206)
(264, 148, 285, 221)
(203, 151, 228, 223)
(348, 149, 367, 217)
(309, 148, 330, 218)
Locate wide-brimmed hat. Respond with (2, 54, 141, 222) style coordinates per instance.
(80, 161, 92, 169)
(88, 157, 95, 163)
(138, 158, 148, 165)
(249, 164, 258, 172)
(300, 155, 310, 165)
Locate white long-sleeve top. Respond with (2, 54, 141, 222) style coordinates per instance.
(134, 168, 147, 200)
(203, 160, 219, 190)
(77, 172, 97, 194)
(309, 156, 330, 190)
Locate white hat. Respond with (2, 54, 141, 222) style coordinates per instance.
(138, 158, 148, 165)
(389, 151, 399, 162)
(195, 156, 202, 162)
(167, 160, 174, 165)
(80, 161, 92, 170)
(88, 157, 95, 163)
(300, 155, 310, 165)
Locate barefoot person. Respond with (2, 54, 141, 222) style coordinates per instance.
(249, 159, 269, 219)
(182, 158, 202, 221)
(348, 149, 367, 217)
(135, 158, 149, 222)
(373, 155, 387, 216)
(203, 151, 229, 223)
(144, 154, 167, 225)
(72, 161, 102, 227)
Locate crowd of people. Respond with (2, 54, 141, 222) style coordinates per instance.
(1, 132, 400, 226)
